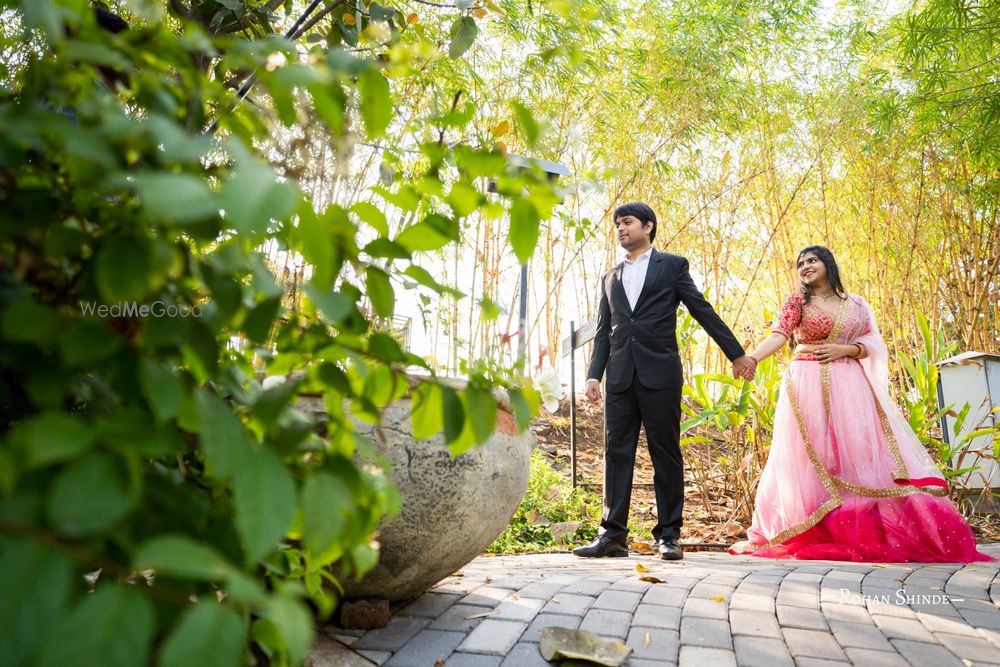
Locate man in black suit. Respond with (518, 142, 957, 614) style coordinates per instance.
(573, 202, 756, 560)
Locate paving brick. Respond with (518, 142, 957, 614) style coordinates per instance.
(398, 592, 462, 618)
(643, 585, 687, 607)
(540, 593, 594, 616)
(561, 579, 610, 596)
(633, 603, 680, 630)
(445, 652, 503, 667)
(872, 614, 936, 642)
(429, 604, 494, 632)
(729, 609, 781, 638)
(777, 604, 828, 630)
(592, 589, 642, 612)
(519, 613, 581, 643)
(578, 608, 632, 640)
(355, 649, 391, 665)
(842, 647, 911, 666)
(456, 620, 527, 655)
(915, 610, 980, 636)
(820, 602, 872, 623)
(458, 586, 512, 608)
(889, 639, 966, 667)
(353, 617, 430, 651)
(736, 580, 781, 596)
(515, 582, 565, 599)
(792, 659, 850, 667)
(611, 577, 654, 593)
(627, 626, 679, 662)
(384, 630, 464, 667)
(491, 596, 545, 623)
(781, 628, 846, 660)
(682, 596, 728, 620)
(677, 646, 736, 667)
(498, 642, 551, 667)
(730, 592, 775, 613)
(828, 620, 893, 651)
(732, 635, 794, 667)
(679, 616, 732, 649)
(690, 582, 735, 599)
(777, 590, 820, 609)
(936, 632, 1000, 663)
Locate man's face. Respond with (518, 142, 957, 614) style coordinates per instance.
(615, 215, 651, 251)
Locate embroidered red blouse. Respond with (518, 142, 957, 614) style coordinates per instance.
(772, 292, 867, 360)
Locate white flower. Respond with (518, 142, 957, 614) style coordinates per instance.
(536, 366, 563, 413)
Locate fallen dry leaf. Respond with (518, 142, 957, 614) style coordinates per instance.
(634, 563, 650, 573)
(711, 595, 726, 602)
(539, 627, 632, 666)
(465, 610, 497, 620)
(451, 571, 464, 577)
(644, 631, 652, 648)
(639, 576, 664, 584)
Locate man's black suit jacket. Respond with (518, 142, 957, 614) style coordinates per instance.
(587, 250, 745, 393)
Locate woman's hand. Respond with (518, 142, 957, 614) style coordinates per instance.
(814, 344, 856, 363)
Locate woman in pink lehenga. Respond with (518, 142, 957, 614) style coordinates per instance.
(730, 246, 992, 562)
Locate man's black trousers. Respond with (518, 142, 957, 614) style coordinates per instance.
(601, 370, 683, 543)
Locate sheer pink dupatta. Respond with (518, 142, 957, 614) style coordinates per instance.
(850, 296, 946, 489)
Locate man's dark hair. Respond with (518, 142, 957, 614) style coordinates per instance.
(93, 3, 129, 33)
(613, 201, 657, 243)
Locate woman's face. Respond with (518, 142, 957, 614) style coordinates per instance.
(797, 252, 828, 287)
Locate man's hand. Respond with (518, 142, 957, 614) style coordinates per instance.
(732, 355, 757, 381)
(585, 379, 602, 402)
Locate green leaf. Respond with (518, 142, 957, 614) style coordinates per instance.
(364, 237, 411, 259)
(395, 214, 458, 253)
(1, 300, 61, 344)
(134, 535, 239, 581)
(441, 385, 466, 445)
(512, 100, 539, 146)
(158, 602, 246, 667)
(47, 452, 135, 536)
(448, 16, 478, 60)
(13, 412, 96, 469)
(130, 172, 218, 224)
(508, 387, 534, 431)
(411, 382, 443, 440)
(140, 358, 184, 423)
(357, 68, 392, 139)
(302, 472, 349, 559)
(58, 321, 121, 367)
(234, 446, 296, 563)
(221, 156, 298, 237)
(402, 265, 462, 297)
(465, 386, 496, 444)
(243, 296, 282, 344)
(95, 235, 157, 303)
(366, 267, 394, 318)
(304, 284, 354, 324)
(0, 540, 73, 667)
(262, 596, 314, 666)
(196, 390, 251, 480)
(368, 332, 404, 362)
(509, 198, 540, 263)
(38, 585, 153, 667)
(351, 201, 389, 235)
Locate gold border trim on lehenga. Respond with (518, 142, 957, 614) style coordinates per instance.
(746, 297, 947, 552)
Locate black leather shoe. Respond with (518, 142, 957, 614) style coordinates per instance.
(657, 538, 683, 561)
(573, 536, 628, 558)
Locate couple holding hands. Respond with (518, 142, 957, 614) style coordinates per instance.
(575, 202, 990, 564)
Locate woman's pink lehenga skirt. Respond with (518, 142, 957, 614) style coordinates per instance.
(731, 358, 993, 563)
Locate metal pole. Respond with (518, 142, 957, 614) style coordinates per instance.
(517, 261, 528, 371)
(569, 321, 577, 490)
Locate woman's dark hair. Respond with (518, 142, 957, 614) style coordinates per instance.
(613, 201, 657, 243)
(797, 245, 847, 304)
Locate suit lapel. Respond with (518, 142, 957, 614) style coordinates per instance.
(611, 262, 632, 316)
(631, 250, 662, 315)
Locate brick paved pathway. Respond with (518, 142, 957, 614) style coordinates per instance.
(326, 545, 1000, 666)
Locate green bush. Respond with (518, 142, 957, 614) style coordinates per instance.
(0, 2, 553, 665)
(487, 449, 601, 553)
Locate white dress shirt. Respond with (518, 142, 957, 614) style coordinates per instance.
(621, 246, 653, 311)
(587, 247, 653, 384)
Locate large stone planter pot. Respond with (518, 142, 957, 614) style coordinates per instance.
(341, 394, 535, 601)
